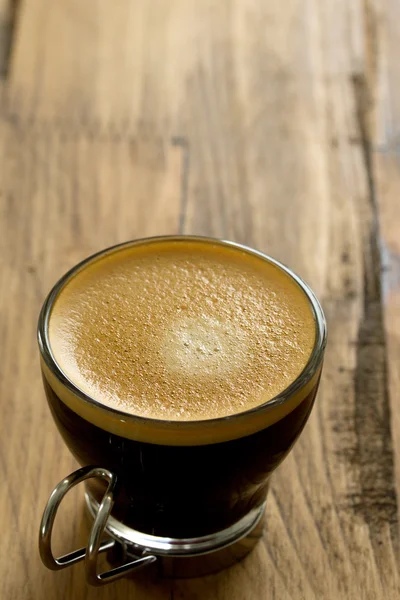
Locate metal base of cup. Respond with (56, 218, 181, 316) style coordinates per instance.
(85, 491, 265, 578)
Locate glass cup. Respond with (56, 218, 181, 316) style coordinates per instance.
(37, 236, 327, 585)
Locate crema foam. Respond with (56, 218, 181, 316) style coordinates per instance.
(48, 239, 316, 422)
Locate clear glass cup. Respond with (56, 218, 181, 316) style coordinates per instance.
(37, 236, 327, 585)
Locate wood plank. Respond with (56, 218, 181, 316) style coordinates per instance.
(0, 121, 183, 600)
(373, 0, 400, 521)
(8, 0, 194, 126)
(0, 1, 398, 599)
(176, 2, 400, 598)
(0, 0, 15, 78)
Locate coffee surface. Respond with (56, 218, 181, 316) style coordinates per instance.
(49, 239, 316, 421)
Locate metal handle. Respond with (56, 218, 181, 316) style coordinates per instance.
(39, 466, 157, 586)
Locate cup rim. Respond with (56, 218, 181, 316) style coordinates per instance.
(38, 235, 327, 433)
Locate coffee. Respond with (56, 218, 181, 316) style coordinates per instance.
(39, 237, 324, 539)
(44, 377, 318, 538)
(48, 239, 315, 424)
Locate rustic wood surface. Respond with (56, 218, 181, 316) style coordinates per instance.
(0, 1, 399, 598)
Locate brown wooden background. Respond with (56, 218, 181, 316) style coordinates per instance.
(0, 1, 399, 598)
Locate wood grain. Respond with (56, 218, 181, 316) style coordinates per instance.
(0, 1, 398, 599)
(373, 0, 400, 522)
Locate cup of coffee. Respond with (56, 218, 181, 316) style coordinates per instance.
(38, 236, 326, 585)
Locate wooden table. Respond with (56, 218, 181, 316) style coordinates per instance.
(0, 1, 399, 598)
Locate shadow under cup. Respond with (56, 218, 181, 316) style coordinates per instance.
(38, 237, 327, 583)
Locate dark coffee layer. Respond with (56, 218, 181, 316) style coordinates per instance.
(44, 375, 318, 538)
